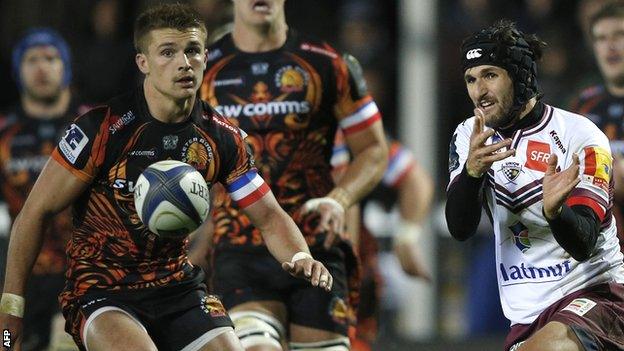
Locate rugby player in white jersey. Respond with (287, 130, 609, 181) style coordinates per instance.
(446, 20, 624, 351)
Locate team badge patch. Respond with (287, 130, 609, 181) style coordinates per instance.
(499, 161, 523, 183)
(525, 140, 551, 172)
(274, 65, 309, 93)
(59, 123, 89, 164)
(583, 146, 611, 192)
(562, 298, 597, 317)
(200, 295, 227, 317)
(181, 137, 213, 171)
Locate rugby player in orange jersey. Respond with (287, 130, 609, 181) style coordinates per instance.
(200, 0, 388, 350)
(0, 27, 86, 351)
(571, 1, 624, 252)
(0, 4, 332, 351)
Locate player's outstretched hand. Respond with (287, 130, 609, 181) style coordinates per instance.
(0, 313, 23, 351)
(542, 153, 581, 219)
(465, 108, 515, 178)
(282, 257, 333, 292)
(301, 197, 348, 250)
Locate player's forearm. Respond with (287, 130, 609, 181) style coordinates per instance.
(3, 210, 46, 295)
(260, 210, 311, 264)
(331, 141, 388, 209)
(445, 165, 485, 241)
(345, 204, 361, 249)
(399, 166, 434, 224)
(546, 204, 600, 262)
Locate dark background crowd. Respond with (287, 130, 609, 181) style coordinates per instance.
(0, 0, 612, 349)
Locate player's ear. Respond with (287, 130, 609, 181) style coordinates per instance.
(203, 48, 208, 65)
(136, 53, 149, 74)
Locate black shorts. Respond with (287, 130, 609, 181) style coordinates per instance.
(505, 282, 624, 351)
(213, 246, 353, 336)
(62, 267, 233, 351)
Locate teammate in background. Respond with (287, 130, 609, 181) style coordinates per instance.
(0, 4, 332, 351)
(200, 0, 388, 349)
(571, 1, 624, 251)
(331, 131, 433, 351)
(446, 21, 624, 350)
(0, 28, 85, 351)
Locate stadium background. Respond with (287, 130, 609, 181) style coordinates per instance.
(0, 0, 607, 350)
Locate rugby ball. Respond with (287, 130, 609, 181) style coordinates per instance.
(134, 160, 210, 238)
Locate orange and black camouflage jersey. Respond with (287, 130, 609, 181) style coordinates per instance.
(571, 84, 624, 251)
(571, 84, 624, 156)
(201, 31, 382, 252)
(51, 86, 264, 305)
(0, 101, 89, 276)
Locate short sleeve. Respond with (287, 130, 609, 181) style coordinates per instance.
(51, 107, 111, 183)
(447, 118, 474, 189)
(330, 129, 350, 170)
(214, 115, 270, 208)
(565, 121, 612, 221)
(332, 52, 382, 135)
(382, 141, 416, 188)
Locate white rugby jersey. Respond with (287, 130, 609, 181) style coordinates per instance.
(448, 104, 624, 325)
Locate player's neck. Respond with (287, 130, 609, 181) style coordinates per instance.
(143, 80, 195, 124)
(21, 88, 71, 119)
(606, 82, 624, 97)
(232, 19, 288, 53)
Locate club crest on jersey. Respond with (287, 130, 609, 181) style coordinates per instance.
(525, 140, 551, 172)
(499, 161, 523, 183)
(162, 135, 179, 150)
(200, 295, 227, 317)
(509, 221, 531, 253)
(181, 137, 213, 171)
(275, 65, 309, 93)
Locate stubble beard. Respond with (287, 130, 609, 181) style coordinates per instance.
(24, 86, 61, 105)
(609, 72, 624, 88)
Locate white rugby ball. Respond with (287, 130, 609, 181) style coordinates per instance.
(134, 160, 210, 238)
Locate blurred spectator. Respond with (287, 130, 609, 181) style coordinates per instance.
(338, 0, 397, 133)
(1, 27, 84, 351)
(73, 0, 137, 103)
(192, 0, 233, 40)
(571, 1, 624, 252)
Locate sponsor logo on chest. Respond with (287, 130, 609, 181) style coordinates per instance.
(109, 111, 135, 134)
(499, 260, 571, 284)
(524, 140, 551, 172)
(549, 130, 566, 153)
(162, 135, 179, 150)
